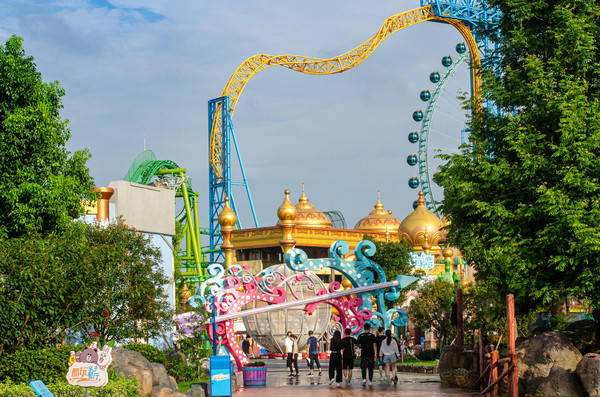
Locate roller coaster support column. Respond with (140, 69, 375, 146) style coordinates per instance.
(208, 96, 259, 263)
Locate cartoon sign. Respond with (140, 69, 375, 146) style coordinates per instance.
(410, 251, 435, 278)
(66, 342, 112, 388)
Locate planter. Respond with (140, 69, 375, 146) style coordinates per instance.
(242, 366, 267, 387)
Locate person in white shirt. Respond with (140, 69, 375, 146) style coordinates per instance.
(284, 331, 297, 376)
(378, 330, 399, 385)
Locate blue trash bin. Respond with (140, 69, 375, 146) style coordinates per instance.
(210, 355, 232, 397)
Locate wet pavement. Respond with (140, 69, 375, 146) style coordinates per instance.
(234, 359, 477, 397)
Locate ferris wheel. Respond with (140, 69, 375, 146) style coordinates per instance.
(406, 42, 469, 215)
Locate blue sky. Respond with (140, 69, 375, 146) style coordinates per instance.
(0, 0, 469, 229)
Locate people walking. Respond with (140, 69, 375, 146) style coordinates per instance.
(328, 330, 343, 387)
(291, 335, 299, 376)
(357, 323, 377, 386)
(379, 330, 399, 385)
(306, 330, 322, 376)
(340, 328, 356, 385)
(375, 326, 386, 381)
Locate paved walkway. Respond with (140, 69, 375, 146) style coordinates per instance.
(234, 360, 477, 397)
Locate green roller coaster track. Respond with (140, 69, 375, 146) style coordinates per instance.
(123, 150, 220, 283)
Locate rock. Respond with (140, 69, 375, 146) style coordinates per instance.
(517, 331, 583, 397)
(111, 347, 155, 396)
(152, 362, 179, 392)
(564, 319, 598, 355)
(153, 387, 187, 397)
(439, 345, 477, 389)
(576, 353, 600, 397)
(185, 383, 207, 397)
(534, 364, 584, 397)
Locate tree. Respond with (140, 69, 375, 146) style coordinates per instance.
(408, 279, 456, 349)
(0, 35, 95, 239)
(362, 235, 412, 281)
(434, 0, 600, 333)
(0, 221, 173, 358)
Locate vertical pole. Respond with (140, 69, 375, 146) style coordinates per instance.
(181, 172, 201, 270)
(84, 387, 89, 397)
(211, 295, 217, 355)
(456, 288, 464, 346)
(507, 294, 518, 397)
(479, 328, 483, 391)
(490, 349, 499, 397)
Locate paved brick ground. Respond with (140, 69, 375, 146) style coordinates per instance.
(234, 360, 477, 397)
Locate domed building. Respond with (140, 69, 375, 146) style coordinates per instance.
(398, 191, 446, 258)
(354, 192, 401, 238)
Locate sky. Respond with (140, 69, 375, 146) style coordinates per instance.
(0, 0, 470, 230)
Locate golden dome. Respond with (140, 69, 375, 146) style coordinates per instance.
(354, 192, 400, 233)
(399, 191, 445, 250)
(218, 196, 237, 229)
(294, 184, 332, 228)
(276, 189, 297, 226)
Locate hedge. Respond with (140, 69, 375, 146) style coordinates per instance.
(0, 378, 140, 397)
(123, 343, 166, 365)
(0, 345, 83, 384)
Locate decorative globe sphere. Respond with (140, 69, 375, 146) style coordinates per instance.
(429, 72, 440, 83)
(412, 200, 419, 210)
(412, 110, 424, 122)
(242, 264, 330, 353)
(420, 90, 431, 102)
(442, 56, 453, 67)
(408, 132, 419, 143)
(456, 43, 466, 54)
(408, 177, 419, 189)
(407, 154, 418, 166)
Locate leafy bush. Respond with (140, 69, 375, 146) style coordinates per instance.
(0, 377, 140, 397)
(0, 345, 83, 383)
(123, 343, 166, 365)
(417, 349, 440, 361)
(243, 362, 265, 367)
(167, 363, 199, 382)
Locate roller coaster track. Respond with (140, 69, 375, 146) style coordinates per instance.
(209, 5, 481, 179)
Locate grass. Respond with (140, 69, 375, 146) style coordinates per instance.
(178, 379, 209, 393)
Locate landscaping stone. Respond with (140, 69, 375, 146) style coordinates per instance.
(516, 331, 583, 397)
(534, 364, 584, 397)
(576, 353, 600, 397)
(439, 345, 477, 389)
(564, 320, 598, 355)
(111, 347, 155, 396)
(185, 384, 207, 397)
(111, 347, 188, 397)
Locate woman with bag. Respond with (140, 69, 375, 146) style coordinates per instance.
(378, 330, 399, 385)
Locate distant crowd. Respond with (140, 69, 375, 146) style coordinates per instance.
(283, 324, 421, 387)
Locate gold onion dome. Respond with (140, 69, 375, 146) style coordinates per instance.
(277, 189, 297, 225)
(398, 191, 445, 249)
(354, 192, 400, 233)
(294, 184, 332, 228)
(218, 196, 237, 229)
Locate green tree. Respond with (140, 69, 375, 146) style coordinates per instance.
(0, 221, 173, 358)
(362, 235, 412, 281)
(434, 0, 600, 333)
(0, 35, 95, 239)
(408, 278, 456, 349)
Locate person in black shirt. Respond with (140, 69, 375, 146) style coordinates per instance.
(357, 323, 377, 386)
(242, 335, 251, 356)
(328, 330, 343, 386)
(375, 326, 386, 381)
(340, 328, 356, 385)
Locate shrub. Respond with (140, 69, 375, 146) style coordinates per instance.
(417, 348, 440, 361)
(0, 377, 140, 397)
(0, 345, 83, 383)
(167, 363, 199, 382)
(123, 343, 166, 365)
(243, 362, 265, 367)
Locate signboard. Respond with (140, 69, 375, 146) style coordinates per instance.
(210, 355, 232, 397)
(410, 251, 435, 278)
(66, 343, 112, 388)
(28, 380, 54, 397)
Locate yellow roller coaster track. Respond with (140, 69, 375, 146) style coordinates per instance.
(210, 5, 481, 179)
